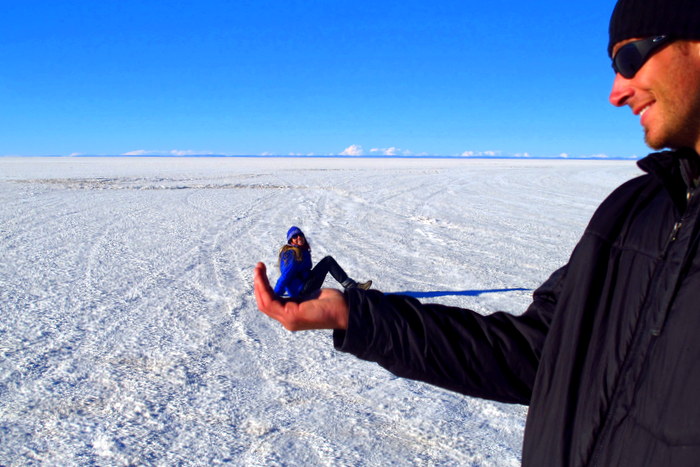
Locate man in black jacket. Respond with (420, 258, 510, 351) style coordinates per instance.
(254, 0, 700, 465)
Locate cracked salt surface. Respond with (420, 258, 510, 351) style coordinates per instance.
(0, 157, 641, 465)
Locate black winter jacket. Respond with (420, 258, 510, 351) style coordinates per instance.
(334, 148, 700, 466)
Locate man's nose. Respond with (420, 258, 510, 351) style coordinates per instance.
(609, 73, 634, 107)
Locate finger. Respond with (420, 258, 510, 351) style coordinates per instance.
(255, 263, 272, 292)
(253, 262, 274, 311)
(254, 261, 267, 284)
(254, 263, 292, 325)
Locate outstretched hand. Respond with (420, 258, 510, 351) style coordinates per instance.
(254, 262, 349, 331)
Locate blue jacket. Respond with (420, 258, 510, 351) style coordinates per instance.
(274, 246, 312, 297)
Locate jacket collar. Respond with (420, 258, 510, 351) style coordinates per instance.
(637, 148, 700, 211)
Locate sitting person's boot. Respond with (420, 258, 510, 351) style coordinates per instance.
(342, 278, 372, 290)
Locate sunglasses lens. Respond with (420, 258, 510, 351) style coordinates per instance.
(613, 44, 642, 79)
(612, 35, 670, 79)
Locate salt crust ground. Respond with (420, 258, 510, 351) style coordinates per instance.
(0, 157, 642, 466)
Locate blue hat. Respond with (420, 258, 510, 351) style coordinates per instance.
(286, 226, 304, 242)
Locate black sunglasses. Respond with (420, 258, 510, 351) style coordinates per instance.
(612, 35, 673, 79)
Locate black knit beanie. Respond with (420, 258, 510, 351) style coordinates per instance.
(608, 0, 700, 57)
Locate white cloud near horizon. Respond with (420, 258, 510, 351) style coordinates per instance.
(122, 149, 216, 156)
(340, 145, 364, 156)
(370, 147, 412, 156)
(340, 145, 416, 156)
(460, 150, 501, 157)
(459, 150, 625, 159)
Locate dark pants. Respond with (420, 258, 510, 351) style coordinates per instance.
(301, 256, 349, 295)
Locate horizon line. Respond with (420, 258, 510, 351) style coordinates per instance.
(0, 154, 642, 160)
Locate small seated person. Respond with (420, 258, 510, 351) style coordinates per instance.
(274, 226, 371, 299)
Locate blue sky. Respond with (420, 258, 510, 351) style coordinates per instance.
(1, 0, 649, 158)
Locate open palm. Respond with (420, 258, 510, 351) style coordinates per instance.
(254, 262, 349, 331)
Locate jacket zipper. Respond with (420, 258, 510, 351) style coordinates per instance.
(661, 187, 694, 252)
(668, 221, 683, 243)
(651, 189, 692, 336)
(591, 183, 698, 465)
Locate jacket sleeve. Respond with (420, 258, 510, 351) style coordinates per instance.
(333, 266, 566, 405)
